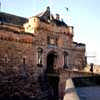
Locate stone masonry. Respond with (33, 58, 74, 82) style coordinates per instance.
(0, 7, 87, 100)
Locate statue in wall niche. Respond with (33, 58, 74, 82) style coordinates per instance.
(90, 63, 94, 73)
(18, 57, 28, 79)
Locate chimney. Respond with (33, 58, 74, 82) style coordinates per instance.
(46, 6, 50, 20)
(56, 14, 60, 20)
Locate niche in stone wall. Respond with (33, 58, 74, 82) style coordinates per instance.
(57, 38, 64, 48)
(47, 36, 57, 46)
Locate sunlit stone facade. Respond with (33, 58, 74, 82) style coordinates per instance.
(0, 7, 87, 99)
(23, 7, 86, 70)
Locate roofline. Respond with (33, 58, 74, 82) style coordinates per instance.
(73, 42, 86, 46)
(0, 11, 28, 20)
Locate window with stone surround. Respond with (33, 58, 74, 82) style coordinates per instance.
(37, 47, 43, 67)
(63, 52, 69, 68)
(47, 36, 57, 46)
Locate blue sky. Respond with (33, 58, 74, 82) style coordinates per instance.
(0, 0, 100, 64)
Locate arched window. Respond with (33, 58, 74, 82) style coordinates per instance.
(63, 52, 68, 68)
(37, 47, 43, 67)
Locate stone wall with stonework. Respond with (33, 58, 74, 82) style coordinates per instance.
(38, 23, 85, 70)
(0, 16, 86, 99)
(0, 22, 86, 73)
(24, 14, 86, 69)
(0, 24, 45, 98)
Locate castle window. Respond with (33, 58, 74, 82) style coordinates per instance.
(63, 52, 68, 68)
(4, 54, 10, 63)
(47, 36, 57, 46)
(37, 47, 43, 67)
(34, 18, 36, 22)
(28, 25, 31, 27)
(47, 36, 50, 45)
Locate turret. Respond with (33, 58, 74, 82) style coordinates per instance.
(23, 16, 40, 33)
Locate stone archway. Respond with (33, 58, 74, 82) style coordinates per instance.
(46, 52, 57, 73)
(46, 51, 59, 100)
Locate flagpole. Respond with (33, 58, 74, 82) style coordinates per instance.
(65, 7, 72, 26)
(0, 1, 1, 12)
(65, 7, 69, 25)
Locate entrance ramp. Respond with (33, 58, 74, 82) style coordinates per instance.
(63, 78, 80, 100)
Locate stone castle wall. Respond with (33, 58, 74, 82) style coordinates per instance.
(0, 24, 45, 98)
(0, 22, 86, 99)
(0, 22, 86, 74)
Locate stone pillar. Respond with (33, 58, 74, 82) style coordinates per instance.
(59, 52, 64, 69)
(59, 75, 66, 100)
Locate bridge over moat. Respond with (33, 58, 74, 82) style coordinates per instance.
(45, 68, 100, 100)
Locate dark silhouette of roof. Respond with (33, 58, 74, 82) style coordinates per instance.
(0, 7, 67, 27)
(51, 19, 67, 27)
(73, 42, 85, 47)
(0, 12, 28, 25)
(36, 6, 67, 27)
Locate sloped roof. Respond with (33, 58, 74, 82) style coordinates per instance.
(0, 7, 67, 27)
(51, 19, 67, 27)
(35, 6, 67, 27)
(73, 42, 85, 47)
(0, 12, 28, 25)
(35, 12, 45, 17)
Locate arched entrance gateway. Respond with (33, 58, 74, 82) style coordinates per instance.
(46, 51, 59, 100)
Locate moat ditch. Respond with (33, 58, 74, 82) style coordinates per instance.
(73, 75, 100, 100)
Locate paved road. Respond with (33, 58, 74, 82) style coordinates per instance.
(76, 86, 100, 100)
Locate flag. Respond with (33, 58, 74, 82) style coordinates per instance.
(66, 8, 69, 11)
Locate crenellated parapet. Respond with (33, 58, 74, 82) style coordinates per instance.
(24, 17, 40, 33)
